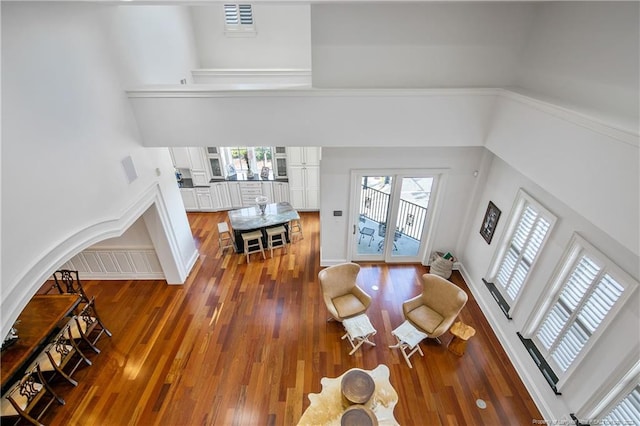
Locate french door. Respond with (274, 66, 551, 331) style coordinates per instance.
(350, 171, 439, 263)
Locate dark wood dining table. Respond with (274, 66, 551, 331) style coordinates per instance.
(1, 294, 82, 392)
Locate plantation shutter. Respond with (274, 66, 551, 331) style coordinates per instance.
(495, 204, 551, 300)
(536, 255, 624, 372)
(238, 4, 253, 25)
(224, 4, 253, 26)
(603, 385, 640, 425)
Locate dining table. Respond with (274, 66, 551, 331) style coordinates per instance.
(227, 201, 300, 253)
(1, 294, 82, 393)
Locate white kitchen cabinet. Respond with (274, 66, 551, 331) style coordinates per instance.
(289, 166, 319, 210)
(210, 182, 232, 210)
(288, 147, 320, 210)
(180, 188, 198, 211)
(195, 188, 213, 211)
(261, 182, 274, 202)
(287, 147, 320, 167)
(239, 182, 263, 206)
(272, 181, 290, 204)
(228, 182, 242, 208)
(170, 148, 191, 169)
(170, 147, 210, 186)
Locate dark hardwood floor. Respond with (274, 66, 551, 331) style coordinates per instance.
(37, 211, 541, 425)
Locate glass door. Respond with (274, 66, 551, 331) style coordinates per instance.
(351, 172, 437, 263)
(389, 177, 433, 260)
(353, 175, 393, 261)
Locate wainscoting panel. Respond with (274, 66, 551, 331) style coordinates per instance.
(61, 248, 164, 280)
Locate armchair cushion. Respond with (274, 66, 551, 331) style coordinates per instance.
(333, 294, 368, 319)
(405, 305, 444, 335)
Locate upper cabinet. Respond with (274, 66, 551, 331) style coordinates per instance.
(169, 147, 211, 186)
(287, 147, 320, 166)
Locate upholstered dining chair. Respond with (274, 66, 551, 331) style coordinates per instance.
(51, 269, 90, 302)
(0, 364, 64, 426)
(34, 323, 92, 387)
(318, 262, 372, 322)
(402, 273, 468, 343)
(69, 297, 112, 354)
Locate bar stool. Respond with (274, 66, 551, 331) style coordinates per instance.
(289, 219, 303, 241)
(241, 230, 265, 263)
(218, 222, 235, 254)
(266, 226, 288, 257)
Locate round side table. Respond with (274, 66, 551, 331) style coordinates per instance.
(448, 321, 476, 356)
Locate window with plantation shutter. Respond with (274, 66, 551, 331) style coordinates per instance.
(496, 203, 552, 300)
(602, 384, 640, 425)
(532, 235, 637, 384)
(488, 191, 556, 314)
(224, 4, 256, 35)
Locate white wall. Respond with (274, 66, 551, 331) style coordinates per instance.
(319, 147, 485, 265)
(91, 216, 153, 248)
(486, 93, 639, 257)
(128, 89, 496, 148)
(190, 4, 311, 69)
(459, 155, 640, 420)
(311, 3, 535, 88)
(109, 5, 200, 86)
(515, 2, 639, 131)
(1, 3, 197, 338)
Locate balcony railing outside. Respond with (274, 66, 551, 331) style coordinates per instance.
(359, 185, 428, 242)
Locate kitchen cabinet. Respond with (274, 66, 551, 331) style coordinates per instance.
(239, 182, 263, 206)
(272, 181, 290, 203)
(288, 147, 320, 210)
(195, 188, 213, 211)
(261, 182, 274, 202)
(228, 182, 242, 208)
(210, 182, 232, 210)
(180, 188, 198, 211)
(287, 147, 320, 167)
(170, 147, 210, 186)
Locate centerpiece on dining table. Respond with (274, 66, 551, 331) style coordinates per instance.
(256, 196, 269, 216)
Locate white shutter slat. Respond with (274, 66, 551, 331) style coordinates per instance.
(603, 385, 640, 424)
(493, 199, 553, 303)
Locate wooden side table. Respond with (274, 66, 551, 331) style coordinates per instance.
(448, 321, 475, 356)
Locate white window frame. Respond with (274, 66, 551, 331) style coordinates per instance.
(486, 189, 557, 311)
(223, 4, 256, 37)
(525, 234, 638, 389)
(583, 360, 640, 423)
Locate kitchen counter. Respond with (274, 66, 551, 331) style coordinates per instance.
(211, 172, 288, 183)
(178, 178, 209, 189)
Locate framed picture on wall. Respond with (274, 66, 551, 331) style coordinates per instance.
(480, 201, 501, 244)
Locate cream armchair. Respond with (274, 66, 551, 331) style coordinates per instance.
(318, 263, 372, 321)
(402, 273, 468, 342)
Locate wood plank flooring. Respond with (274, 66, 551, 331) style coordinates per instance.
(37, 211, 542, 425)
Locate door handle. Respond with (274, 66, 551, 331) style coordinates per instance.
(353, 225, 356, 235)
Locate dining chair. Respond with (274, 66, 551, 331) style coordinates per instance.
(0, 364, 64, 426)
(69, 296, 112, 354)
(50, 269, 90, 302)
(34, 323, 92, 386)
